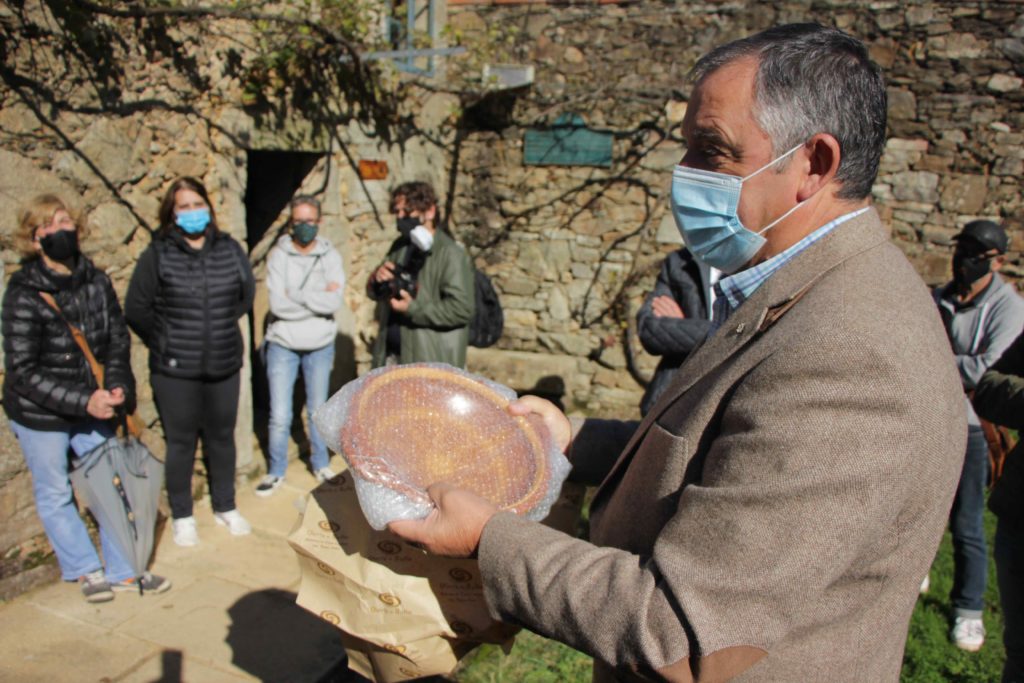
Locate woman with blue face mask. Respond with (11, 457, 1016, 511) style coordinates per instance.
(125, 177, 255, 547)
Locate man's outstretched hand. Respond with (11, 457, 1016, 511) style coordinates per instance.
(388, 483, 499, 558)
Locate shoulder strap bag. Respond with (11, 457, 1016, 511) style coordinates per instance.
(38, 291, 145, 438)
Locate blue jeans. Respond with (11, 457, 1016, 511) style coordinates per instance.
(266, 341, 334, 477)
(10, 419, 134, 583)
(996, 520, 1024, 682)
(949, 425, 989, 616)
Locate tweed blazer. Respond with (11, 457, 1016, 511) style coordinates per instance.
(478, 209, 966, 682)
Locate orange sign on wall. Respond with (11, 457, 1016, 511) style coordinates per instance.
(358, 160, 389, 180)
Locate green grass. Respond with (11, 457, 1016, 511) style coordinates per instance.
(456, 505, 1006, 682)
(902, 507, 1005, 682)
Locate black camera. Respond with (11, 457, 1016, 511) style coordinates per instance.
(373, 243, 428, 300)
(372, 263, 418, 299)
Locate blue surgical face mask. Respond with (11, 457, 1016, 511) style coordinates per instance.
(670, 144, 806, 274)
(175, 208, 211, 235)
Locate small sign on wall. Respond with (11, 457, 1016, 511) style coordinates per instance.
(358, 160, 389, 180)
(523, 114, 613, 168)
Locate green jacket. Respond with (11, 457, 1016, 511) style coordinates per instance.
(371, 230, 475, 368)
(973, 330, 1024, 529)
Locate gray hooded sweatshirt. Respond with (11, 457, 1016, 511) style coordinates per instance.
(934, 273, 1024, 426)
(265, 235, 346, 351)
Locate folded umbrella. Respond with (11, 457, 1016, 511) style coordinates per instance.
(70, 434, 164, 590)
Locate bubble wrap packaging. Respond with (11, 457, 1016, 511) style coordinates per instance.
(313, 363, 572, 530)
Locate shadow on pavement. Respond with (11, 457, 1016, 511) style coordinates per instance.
(224, 588, 358, 682)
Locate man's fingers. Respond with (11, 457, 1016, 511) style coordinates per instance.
(508, 395, 571, 451)
(508, 394, 553, 416)
(425, 481, 456, 505)
(387, 518, 427, 543)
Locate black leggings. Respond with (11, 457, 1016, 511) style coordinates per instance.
(151, 371, 240, 519)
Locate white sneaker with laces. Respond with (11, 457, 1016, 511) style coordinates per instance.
(172, 516, 199, 547)
(315, 466, 337, 483)
(214, 509, 252, 536)
(951, 616, 985, 652)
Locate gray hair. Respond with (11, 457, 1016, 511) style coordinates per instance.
(289, 194, 321, 219)
(691, 23, 887, 200)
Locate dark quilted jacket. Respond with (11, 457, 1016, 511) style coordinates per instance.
(973, 330, 1024, 529)
(125, 229, 254, 380)
(636, 248, 712, 415)
(2, 256, 135, 431)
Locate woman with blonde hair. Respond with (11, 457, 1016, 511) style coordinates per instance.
(2, 194, 170, 602)
(125, 177, 254, 547)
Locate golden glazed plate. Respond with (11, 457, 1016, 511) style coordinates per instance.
(340, 365, 552, 514)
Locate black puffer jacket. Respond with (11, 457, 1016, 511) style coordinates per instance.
(2, 256, 135, 431)
(125, 229, 254, 380)
(636, 248, 713, 416)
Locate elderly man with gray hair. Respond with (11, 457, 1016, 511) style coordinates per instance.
(389, 23, 966, 681)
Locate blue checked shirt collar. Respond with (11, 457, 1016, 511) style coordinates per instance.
(709, 207, 870, 335)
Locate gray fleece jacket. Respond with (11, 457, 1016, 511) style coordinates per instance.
(934, 273, 1024, 426)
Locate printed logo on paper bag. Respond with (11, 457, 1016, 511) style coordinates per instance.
(450, 620, 474, 636)
(448, 568, 473, 583)
(318, 520, 341, 533)
(377, 540, 403, 555)
(320, 611, 341, 625)
(316, 562, 336, 576)
(378, 592, 402, 607)
(382, 644, 408, 655)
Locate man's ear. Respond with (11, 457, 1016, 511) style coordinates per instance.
(797, 133, 841, 202)
(425, 205, 438, 224)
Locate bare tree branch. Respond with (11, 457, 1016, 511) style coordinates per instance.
(67, 0, 364, 63)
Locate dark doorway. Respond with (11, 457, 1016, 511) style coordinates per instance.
(245, 149, 324, 471)
(244, 150, 323, 250)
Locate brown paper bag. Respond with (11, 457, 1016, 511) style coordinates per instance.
(338, 631, 477, 682)
(288, 469, 584, 682)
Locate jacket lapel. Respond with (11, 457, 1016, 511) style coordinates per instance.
(595, 208, 890, 495)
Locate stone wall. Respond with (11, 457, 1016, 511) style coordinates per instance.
(1, 0, 1022, 595)
(445, 0, 1024, 417)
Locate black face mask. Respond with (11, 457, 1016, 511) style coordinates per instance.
(952, 252, 992, 289)
(39, 229, 79, 261)
(396, 217, 420, 238)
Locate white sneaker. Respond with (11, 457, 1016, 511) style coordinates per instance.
(254, 475, 284, 498)
(951, 616, 985, 652)
(314, 466, 337, 483)
(920, 574, 930, 594)
(214, 509, 252, 536)
(172, 516, 199, 547)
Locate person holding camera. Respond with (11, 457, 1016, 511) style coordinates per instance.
(256, 195, 345, 497)
(368, 182, 474, 369)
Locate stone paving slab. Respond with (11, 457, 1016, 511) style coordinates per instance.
(2, 598, 158, 682)
(0, 457, 358, 683)
(118, 651, 252, 683)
